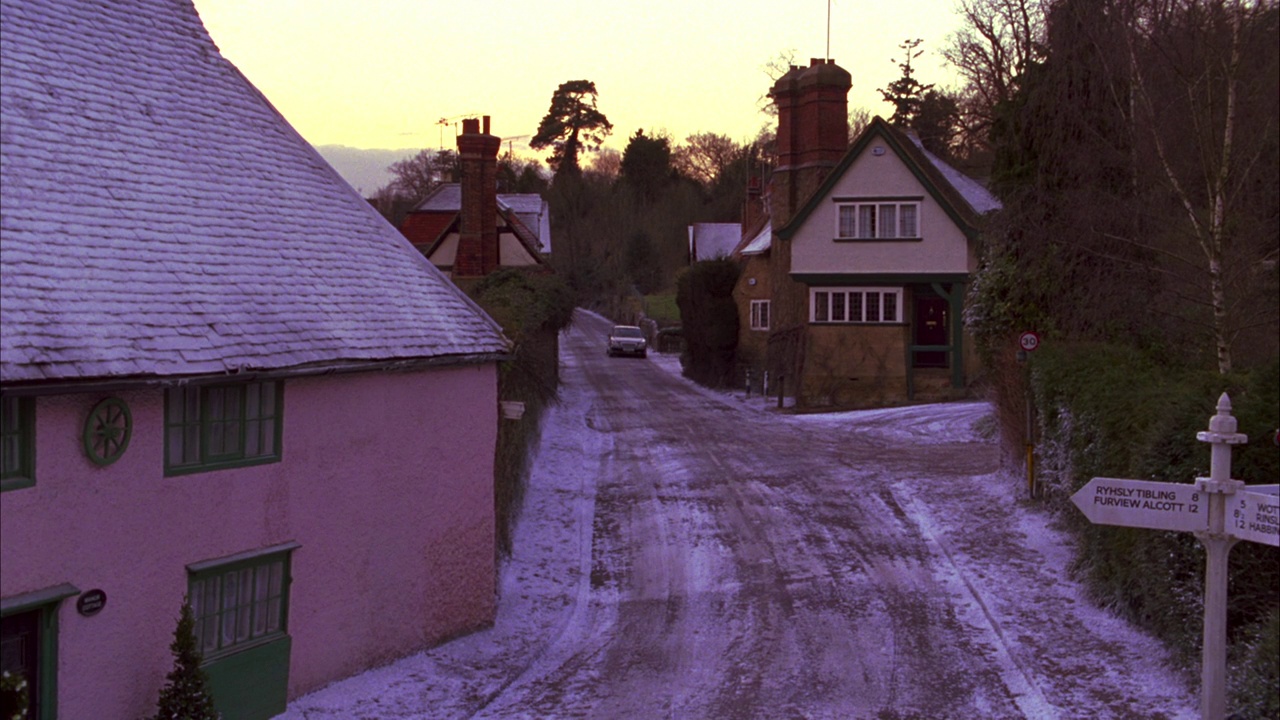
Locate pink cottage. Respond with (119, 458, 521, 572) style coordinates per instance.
(0, 1, 510, 718)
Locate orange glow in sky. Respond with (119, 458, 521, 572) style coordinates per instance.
(192, 0, 965, 157)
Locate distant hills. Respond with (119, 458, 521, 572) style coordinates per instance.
(313, 144, 421, 197)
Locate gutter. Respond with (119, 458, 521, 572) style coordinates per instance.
(0, 351, 512, 397)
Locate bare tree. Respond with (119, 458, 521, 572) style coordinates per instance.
(672, 132, 740, 186)
(942, 0, 1048, 146)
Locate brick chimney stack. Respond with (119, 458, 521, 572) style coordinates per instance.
(766, 59, 851, 389)
(770, 58, 851, 229)
(455, 115, 502, 278)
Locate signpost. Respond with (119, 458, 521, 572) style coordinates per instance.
(1069, 394, 1276, 720)
(1018, 330, 1040, 352)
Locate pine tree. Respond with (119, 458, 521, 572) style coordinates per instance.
(152, 598, 220, 720)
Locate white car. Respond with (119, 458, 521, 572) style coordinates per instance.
(607, 325, 647, 358)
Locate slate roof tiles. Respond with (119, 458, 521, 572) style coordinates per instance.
(0, 0, 509, 384)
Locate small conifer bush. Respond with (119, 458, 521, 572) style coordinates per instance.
(152, 598, 219, 720)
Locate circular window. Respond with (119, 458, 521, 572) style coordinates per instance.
(84, 397, 132, 466)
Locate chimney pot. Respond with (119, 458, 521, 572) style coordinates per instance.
(483, 115, 491, 135)
(462, 117, 479, 135)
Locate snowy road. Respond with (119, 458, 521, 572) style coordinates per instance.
(282, 310, 1196, 719)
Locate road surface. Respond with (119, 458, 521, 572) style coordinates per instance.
(283, 310, 1195, 720)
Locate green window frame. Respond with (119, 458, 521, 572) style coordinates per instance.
(1, 394, 35, 492)
(187, 544, 295, 661)
(165, 381, 282, 475)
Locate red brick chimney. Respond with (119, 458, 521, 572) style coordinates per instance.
(454, 115, 501, 277)
(766, 59, 851, 389)
(770, 58, 851, 229)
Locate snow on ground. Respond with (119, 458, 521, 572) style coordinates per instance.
(283, 318, 1196, 719)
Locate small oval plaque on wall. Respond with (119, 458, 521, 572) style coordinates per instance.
(77, 589, 107, 617)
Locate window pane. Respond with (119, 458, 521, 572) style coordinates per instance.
(245, 420, 261, 457)
(254, 565, 273, 636)
(760, 301, 769, 329)
(814, 292, 829, 322)
(166, 389, 182, 423)
(221, 571, 238, 647)
(858, 206, 875, 238)
(184, 388, 200, 424)
(849, 292, 863, 322)
(237, 569, 254, 641)
(867, 293, 881, 322)
(266, 563, 283, 632)
(900, 204, 918, 237)
(184, 425, 200, 464)
(1, 436, 17, 476)
(190, 580, 206, 648)
(838, 206, 856, 237)
(879, 204, 896, 238)
(884, 293, 898, 322)
(201, 581, 221, 653)
(261, 382, 276, 417)
(831, 292, 846, 322)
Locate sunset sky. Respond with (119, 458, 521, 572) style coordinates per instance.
(191, 0, 967, 159)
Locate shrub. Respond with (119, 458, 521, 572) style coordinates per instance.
(152, 598, 219, 720)
(676, 260, 740, 387)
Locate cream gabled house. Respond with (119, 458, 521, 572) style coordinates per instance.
(735, 60, 1000, 408)
(0, 1, 509, 718)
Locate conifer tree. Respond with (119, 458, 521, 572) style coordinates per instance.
(152, 598, 219, 720)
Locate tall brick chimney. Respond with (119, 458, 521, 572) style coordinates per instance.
(770, 58, 851, 229)
(454, 115, 502, 278)
(767, 59, 851, 395)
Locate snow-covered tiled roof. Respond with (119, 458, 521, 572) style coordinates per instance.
(739, 223, 772, 256)
(0, 0, 509, 384)
(414, 184, 464, 213)
(908, 136, 1002, 215)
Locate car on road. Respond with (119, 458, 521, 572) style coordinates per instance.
(607, 325, 648, 358)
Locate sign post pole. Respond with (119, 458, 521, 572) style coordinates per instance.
(1194, 395, 1246, 720)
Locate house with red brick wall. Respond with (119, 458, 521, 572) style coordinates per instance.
(734, 59, 1000, 407)
(399, 118, 549, 282)
(0, 1, 509, 718)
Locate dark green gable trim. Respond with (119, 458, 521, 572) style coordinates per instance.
(776, 117, 982, 242)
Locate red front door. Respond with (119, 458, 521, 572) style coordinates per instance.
(914, 296, 949, 368)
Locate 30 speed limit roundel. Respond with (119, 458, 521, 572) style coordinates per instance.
(1019, 331, 1041, 352)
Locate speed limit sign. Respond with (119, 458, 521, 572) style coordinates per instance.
(1019, 331, 1041, 352)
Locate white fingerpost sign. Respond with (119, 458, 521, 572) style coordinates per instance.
(1071, 477, 1207, 532)
(1070, 393, 1274, 720)
(1229, 487, 1280, 547)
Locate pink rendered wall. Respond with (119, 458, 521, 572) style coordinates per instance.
(0, 363, 498, 718)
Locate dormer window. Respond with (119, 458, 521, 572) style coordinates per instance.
(835, 200, 921, 240)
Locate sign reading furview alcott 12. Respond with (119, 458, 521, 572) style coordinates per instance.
(1071, 477, 1208, 533)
